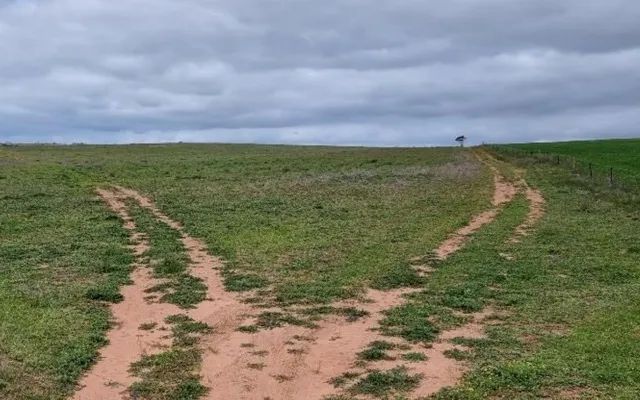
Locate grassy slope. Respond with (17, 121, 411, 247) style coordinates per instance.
(0, 144, 490, 399)
(506, 138, 640, 183)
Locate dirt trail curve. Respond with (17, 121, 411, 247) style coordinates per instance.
(73, 149, 544, 400)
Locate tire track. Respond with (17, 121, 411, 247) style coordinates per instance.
(509, 182, 545, 243)
(74, 187, 250, 400)
(73, 189, 182, 400)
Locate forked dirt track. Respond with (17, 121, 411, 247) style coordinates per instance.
(73, 150, 544, 400)
(510, 182, 545, 243)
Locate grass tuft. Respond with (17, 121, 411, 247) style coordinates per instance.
(349, 367, 422, 396)
(357, 341, 397, 361)
(402, 352, 427, 362)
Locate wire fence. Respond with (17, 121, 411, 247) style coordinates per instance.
(487, 145, 640, 194)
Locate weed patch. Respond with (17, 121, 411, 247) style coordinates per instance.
(128, 314, 211, 399)
(349, 367, 422, 396)
(357, 341, 397, 361)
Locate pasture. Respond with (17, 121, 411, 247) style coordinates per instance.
(1, 142, 639, 399)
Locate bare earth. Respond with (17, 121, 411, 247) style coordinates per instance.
(73, 151, 545, 400)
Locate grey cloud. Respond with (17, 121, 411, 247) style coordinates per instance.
(0, 0, 639, 145)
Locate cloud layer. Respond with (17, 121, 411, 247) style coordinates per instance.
(1, 0, 639, 145)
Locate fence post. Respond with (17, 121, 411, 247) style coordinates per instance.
(609, 167, 613, 186)
(589, 163, 593, 179)
(556, 155, 560, 165)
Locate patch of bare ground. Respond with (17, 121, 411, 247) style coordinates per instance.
(197, 289, 414, 399)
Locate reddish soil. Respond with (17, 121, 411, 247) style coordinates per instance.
(195, 289, 409, 399)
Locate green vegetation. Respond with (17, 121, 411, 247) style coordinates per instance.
(349, 367, 422, 397)
(502, 138, 640, 184)
(1, 144, 489, 399)
(128, 203, 207, 308)
(442, 348, 469, 361)
(329, 372, 362, 388)
(102, 144, 490, 305)
(425, 148, 640, 399)
(301, 305, 369, 319)
(253, 311, 311, 329)
(2, 140, 639, 399)
(401, 352, 427, 362)
(0, 149, 132, 399)
(129, 350, 206, 400)
(357, 340, 397, 361)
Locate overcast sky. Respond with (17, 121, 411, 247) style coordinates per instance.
(1, 0, 639, 146)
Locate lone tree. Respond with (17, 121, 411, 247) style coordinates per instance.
(455, 135, 467, 147)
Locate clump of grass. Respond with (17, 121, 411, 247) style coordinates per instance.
(450, 337, 487, 348)
(146, 273, 207, 309)
(273, 374, 292, 383)
(154, 254, 184, 275)
(357, 341, 397, 361)
(337, 307, 370, 322)
(371, 264, 424, 290)
(128, 314, 211, 399)
(380, 303, 440, 343)
(301, 306, 370, 322)
(443, 348, 469, 361)
(292, 334, 315, 342)
(129, 349, 207, 400)
(85, 284, 123, 303)
(237, 325, 259, 333)
(349, 367, 422, 396)
(254, 311, 313, 330)
(139, 322, 157, 331)
(436, 283, 488, 313)
(125, 203, 208, 309)
(402, 352, 427, 362)
(129, 314, 212, 400)
(166, 314, 212, 347)
(329, 371, 361, 388)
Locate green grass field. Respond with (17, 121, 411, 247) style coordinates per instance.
(503, 138, 640, 185)
(1, 141, 639, 399)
